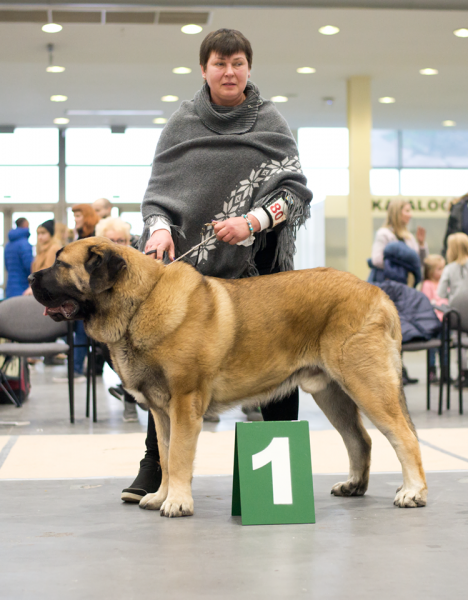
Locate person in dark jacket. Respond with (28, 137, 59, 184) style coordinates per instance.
(442, 192, 468, 257)
(4, 218, 33, 298)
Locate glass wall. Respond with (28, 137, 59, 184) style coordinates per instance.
(371, 129, 468, 196)
(65, 128, 161, 205)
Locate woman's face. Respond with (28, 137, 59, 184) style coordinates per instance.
(74, 211, 84, 230)
(37, 227, 51, 245)
(201, 51, 251, 107)
(105, 229, 129, 246)
(401, 203, 412, 225)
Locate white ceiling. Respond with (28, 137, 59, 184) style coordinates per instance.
(0, 5, 467, 130)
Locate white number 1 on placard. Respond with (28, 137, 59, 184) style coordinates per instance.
(252, 437, 293, 505)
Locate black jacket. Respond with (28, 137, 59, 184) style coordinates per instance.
(442, 194, 468, 257)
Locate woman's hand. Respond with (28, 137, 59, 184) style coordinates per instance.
(23, 287, 33, 296)
(213, 215, 260, 245)
(145, 229, 175, 261)
(416, 226, 426, 246)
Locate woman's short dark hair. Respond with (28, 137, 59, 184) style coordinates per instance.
(199, 29, 253, 69)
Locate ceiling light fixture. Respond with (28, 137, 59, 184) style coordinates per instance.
(42, 23, 62, 33)
(442, 120, 456, 127)
(161, 95, 179, 102)
(271, 96, 288, 103)
(153, 118, 168, 124)
(453, 28, 468, 38)
(296, 67, 316, 74)
(172, 67, 192, 74)
(46, 44, 65, 74)
(50, 95, 68, 102)
(419, 68, 438, 75)
(181, 24, 203, 35)
(53, 118, 69, 125)
(379, 96, 395, 104)
(318, 25, 340, 35)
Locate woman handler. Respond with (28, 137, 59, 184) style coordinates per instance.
(122, 28, 312, 502)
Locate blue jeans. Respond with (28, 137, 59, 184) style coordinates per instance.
(74, 321, 88, 376)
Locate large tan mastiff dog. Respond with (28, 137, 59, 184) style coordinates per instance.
(30, 237, 427, 517)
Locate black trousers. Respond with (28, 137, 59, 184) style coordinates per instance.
(144, 231, 299, 461)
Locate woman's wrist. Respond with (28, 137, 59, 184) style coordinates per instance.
(246, 212, 261, 233)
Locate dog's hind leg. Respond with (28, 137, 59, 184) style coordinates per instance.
(139, 408, 170, 511)
(337, 336, 427, 508)
(312, 381, 372, 497)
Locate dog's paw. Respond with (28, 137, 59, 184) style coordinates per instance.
(393, 487, 427, 508)
(139, 490, 166, 511)
(160, 496, 194, 518)
(331, 479, 367, 497)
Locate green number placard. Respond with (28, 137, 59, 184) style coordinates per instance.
(232, 420, 315, 526)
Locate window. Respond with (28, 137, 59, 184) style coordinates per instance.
(65, 128, 161, 166)
(298, 128, 349, 202)
(0, 129, 58, 165)
(402, 130, 468, 168)
(0, 166, 59, 204)
(372, 129, 468, 195)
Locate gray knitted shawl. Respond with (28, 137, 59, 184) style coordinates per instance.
(140, 81, 312, 278)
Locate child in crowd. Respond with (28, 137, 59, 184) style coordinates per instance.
(437, 232, 468, 302)
(422, 255, 448, 383)
(422, 255, 448, 320)
(437, 233, 468, 386)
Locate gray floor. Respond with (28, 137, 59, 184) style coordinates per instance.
(1, 472, 468, 600)
(1, 352, 468, 599)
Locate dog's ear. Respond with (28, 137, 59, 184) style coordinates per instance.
(85, 245, 127, 293)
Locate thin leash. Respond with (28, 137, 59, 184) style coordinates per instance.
(144, 224, 217, 265)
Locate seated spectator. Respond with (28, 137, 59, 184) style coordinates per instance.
(437, 232, 468, 302)
(92, 198, 112, 220)
(95, 216, 131, 246)
(24, 220, 62, 296)
(53, 205, 100, 384)
(95, 216, 139, 422)
(421, 255, 449, 383)
(4, 217, 33, 298)
(438, 232, 468, 387)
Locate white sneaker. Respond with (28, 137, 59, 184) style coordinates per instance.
(123, 401, 139, 422)
(53, 373, 86, 384)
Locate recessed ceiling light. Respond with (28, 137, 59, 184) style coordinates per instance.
(442, 120, 456, 127)
(42, 23, 62, 33)
(379, 96, 395, 104)
(271, 96, 288, 103)
(453, 28, 468, 38)
(172, 67, 192, 75)
(296, 67, 316, 74)
(181, 24, 203, 35)
(46, 65, 65, 73)
(153, 118, 168, 124)
(161, 95, 179, 102)
(50, 95, 68, 102)
(53, 118, 69, 125)
(318, 25, 340, 35)
(419, 68, 438, 75)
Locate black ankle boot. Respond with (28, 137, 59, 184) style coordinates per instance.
(402, 366, 419, 386)
(121, 456, 162, 503)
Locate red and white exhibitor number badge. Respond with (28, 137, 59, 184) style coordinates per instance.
(265, 198, 288, 226)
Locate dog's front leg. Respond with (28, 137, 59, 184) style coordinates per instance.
(160, 393, 204, 518)
(139, 408, 170, 511)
